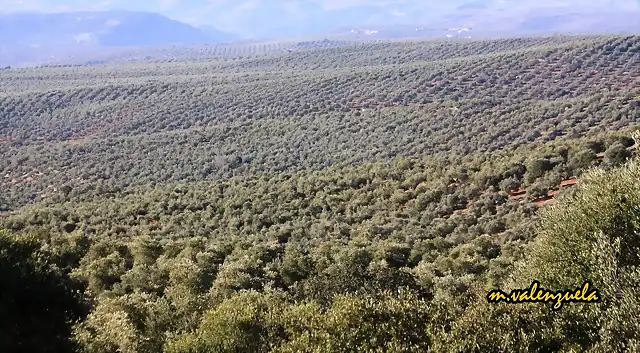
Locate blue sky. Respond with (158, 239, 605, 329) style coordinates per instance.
(3, 0, 640, 37)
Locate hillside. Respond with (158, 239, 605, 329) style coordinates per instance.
(0, 35, 640, 352)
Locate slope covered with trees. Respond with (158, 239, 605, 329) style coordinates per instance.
(0, 35, 639, 352)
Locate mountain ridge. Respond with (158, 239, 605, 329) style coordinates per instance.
(0, 10, 237, 66)
(1, 3, 639, 66)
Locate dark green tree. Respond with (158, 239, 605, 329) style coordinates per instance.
(0, 230, 88, 353)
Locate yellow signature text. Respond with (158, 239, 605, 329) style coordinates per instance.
(486, 280, 600, 310)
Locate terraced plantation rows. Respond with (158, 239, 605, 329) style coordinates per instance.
(1, 35, 638, 209)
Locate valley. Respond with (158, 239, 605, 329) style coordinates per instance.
(1, 34, 639, 352)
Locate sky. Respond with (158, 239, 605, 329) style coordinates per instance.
(2, 0, 640, 37)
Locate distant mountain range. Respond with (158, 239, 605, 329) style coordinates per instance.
(328, 10, 640, 41)
(144, 0, 638, 39)
(0, 10, 236, 66)
(1, 1, 639, 67)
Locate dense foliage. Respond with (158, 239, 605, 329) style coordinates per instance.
(0, 230, 87, 352)
(1, 35, 639, 352)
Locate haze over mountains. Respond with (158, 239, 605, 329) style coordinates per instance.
(0, 10, 237, 66)
(1, 0, 639, 66)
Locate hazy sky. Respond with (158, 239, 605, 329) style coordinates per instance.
(2, 0, 640, 37)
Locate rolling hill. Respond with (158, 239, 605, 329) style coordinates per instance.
(0, 33, 640, 352)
